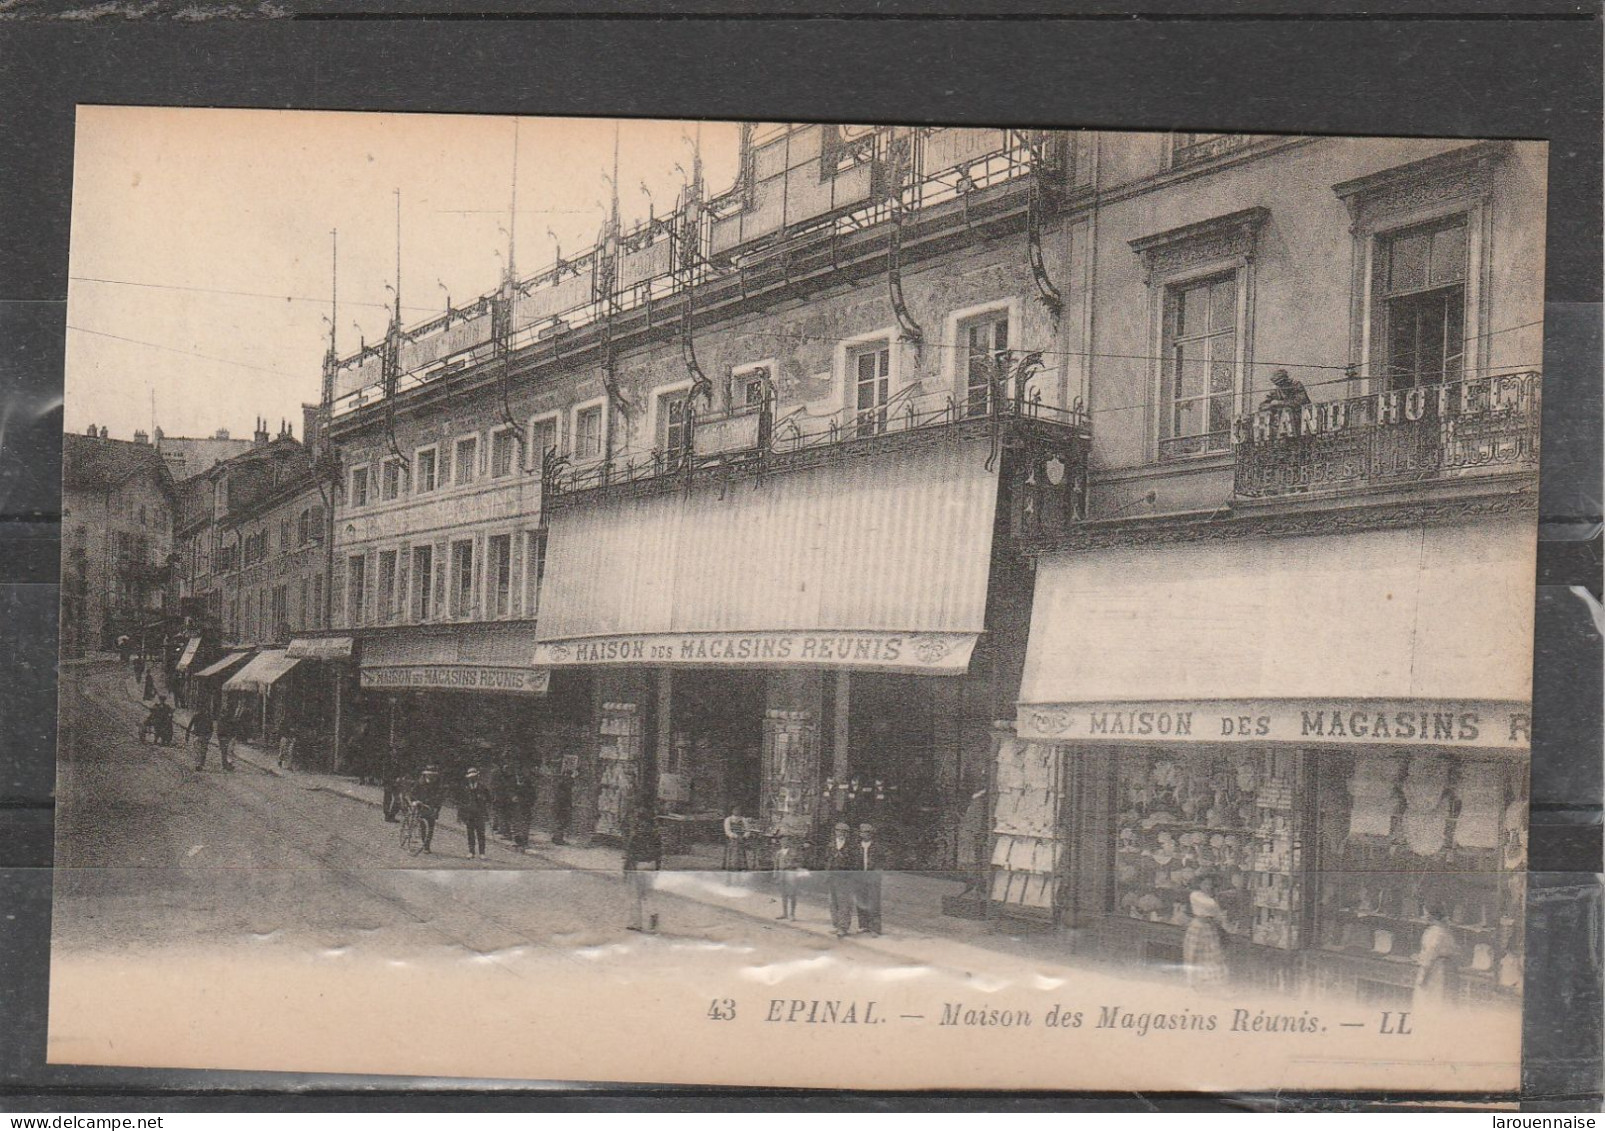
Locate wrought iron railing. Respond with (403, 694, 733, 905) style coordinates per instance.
(1232, 371, 1541, 499)
(544, 383, 1090, 502)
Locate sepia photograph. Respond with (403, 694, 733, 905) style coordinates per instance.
(49, 107, 1545, 1091)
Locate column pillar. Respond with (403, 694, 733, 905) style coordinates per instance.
(832, 669, 851, 780)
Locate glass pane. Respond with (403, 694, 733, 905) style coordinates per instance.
(1430, 223, 1468, 285)
(1173, 397, 1200, 438)
(1418, 294, 1447, 382)
(1175, 345, 1204, 399)
(995, 318, 1008, 352)
(1210, 279, 1237, 331)
(1211, 358, 1235, 396)
(1388, 230, 1430, 293)
(1208, 393, 1233, 437)
(1172, 286, 1192, 336)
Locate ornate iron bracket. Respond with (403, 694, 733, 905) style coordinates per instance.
(1026, 161, 1064, 322)
(380, 323, 409, 469)
(888, 200, 925, 348)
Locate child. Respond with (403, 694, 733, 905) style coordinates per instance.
(773, 833, 806, 920)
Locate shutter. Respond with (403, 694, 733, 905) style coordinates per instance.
(471, 533, 483, 620)
(434, 538, 448, 619)
(330, 557, 345, 626)
(510, 530, 524, 618)
(365, 554, 377, 627)
(397, 544, 410, 623)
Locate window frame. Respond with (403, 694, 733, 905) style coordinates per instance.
(348, 463, 371, 508)
(413, 444, 439, 494)
(648, 379, 695, 459)
(380, 456, 408, 501)
(1369, 215, 1472, 392)
(727, 360, 777, 416)
(571, 396, 608, 464)
(412, 544, 434, 622)
(837, 328, 902, 439)
(449, 538, 475, 619)
(488, 532, 513, 619)
(452, 434, 480, 488)
(1158, 269, 1246, 461)
(945, 300, 1021, 419)
(525, 411, 563, 473)
(489, 426, 519, 480)
(377, 548, 399, 624)
(347, 552, 367, 628)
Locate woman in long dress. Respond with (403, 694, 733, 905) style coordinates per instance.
(1413, 904, 1460, 1011)
(1183, 873, 1230, 991)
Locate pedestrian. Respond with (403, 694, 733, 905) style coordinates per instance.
(509, 762, 535, 849)
(623, 802, 663, 932)
(854, 822, 886, 936)
(187, 701, 215, 770)
(551, 759, 575, 846)
(773, 832, 805, 921)
(143, 669, 157, 702)
(413, 765, 444, 854)
(381, 741, 404, 822)
(460, 767, 490, 860)
(214, 703, 237, 772)
(1183, 873, 1230, 991)
(1413, 903, 1461, 1012)
(489, 757, 511, 838)
(722, 808, 750, 872)
(277, 727, 297, 771)
(151, 695, 175, 746)
(118, 635, 131, 665)
(825, 822, 856, 938)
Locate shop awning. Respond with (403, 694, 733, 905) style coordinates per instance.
(174, 636, 202, 672)
(1015, 515, 1535, 750)
(533, 440, 998, 674)
(359, 624, 549, 695)
(285, 636, 355, 661)
(194, 650, 254, 680)
(223, 649, 302, 694)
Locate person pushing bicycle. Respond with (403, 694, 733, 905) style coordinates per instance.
(411, 765, 444, 854)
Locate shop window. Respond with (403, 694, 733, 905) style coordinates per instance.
(412, 545, 433, 621)
(1373, 217, 1468, 389)
(381, 457, 408, 501)
(961, 312, 1010, 418)
(488, 534, 512, 618)
(851, 342, 891, 437)
(453, 437, 478, 486)
(1161, 273, 1240, 460)
(490, 428, 517, 479)
(1114, 747, 1304, 950)
(349, 465, 370, 508)
(1314, 751, 1524, 998)
(347, 553, 366, 627)
(450, 539, 474, 618)
(525, 530, 547, 620)
(575, 405, 604, 462)
(378, 550, 398, 624)
(415, 447, 438, 494)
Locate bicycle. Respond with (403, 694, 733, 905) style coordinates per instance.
(399, 800, 424, 856)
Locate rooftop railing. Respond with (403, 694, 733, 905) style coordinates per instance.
(1232, 371, 1541, 500)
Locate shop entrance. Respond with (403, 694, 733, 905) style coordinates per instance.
(661, 669, 766, 825)
(844, 673, 939, 867)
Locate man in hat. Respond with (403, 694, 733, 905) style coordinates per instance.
(854, 822, 887, 936)
(459, 766, 490, 860)
(825, 821, 857, 938)
(413, 766, 444, 854)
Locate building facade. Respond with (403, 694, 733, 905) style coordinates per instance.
(60, 429, 177, 659)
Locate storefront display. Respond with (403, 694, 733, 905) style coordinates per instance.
(991, 735, 1062, 914)
(596, 701, 643, 839)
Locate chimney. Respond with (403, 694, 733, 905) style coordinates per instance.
(99, 426, 108, 439)
(153, 426, 164, 444)
(253, 416, 269, 446)
(133, 430, 149, 445)
(302, 403, 321, 454)
(214, 428, 230, 441)
(86, 422, 98, 437)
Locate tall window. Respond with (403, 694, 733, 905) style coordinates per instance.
(454, 437, 478, 486)
(528, 417, 559, 471)
(299, 576, 308, 630)
(575, 405, 604, 461)
(659, 392, 690, 457)
(450, 539, 474, 618)
(526, 529, 548, 621)
(489, 534, 512, 618)
(350, 466, 369, 507)
(491, 429, 517, 479)
(347, 554, 366, 627)
(962, 314, 1010, 418)
(1160, 273, 1239, 459)
(729, 366, 771, 413)
(298, 508, 310, 546)
(415, 447, 438, 493)
(412, 545, 433, 621)
(382, 458, 407, 501)
(1375, 218, 1467, 389)
(852, 343, 891, 437)
(378, 550, 398, 623)
(311, 574, 322, 628)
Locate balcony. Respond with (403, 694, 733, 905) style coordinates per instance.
(1232, 372, 1541, 501)
(543, 383, 1091, 529)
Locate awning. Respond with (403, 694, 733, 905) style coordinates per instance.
(533, 440, 998, 673)
(286, 636, 355, 661)
(360, 624, 549, 695)
(1015, 515, 1535, 750)
(174, 636, 202, 672)
(194, 650, 254, 681)
(224, 649, 302, 694)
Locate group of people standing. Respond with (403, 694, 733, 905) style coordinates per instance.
(184, 699, 241, 772)
(825, 820, 887, 938)
(382, 757, 577, 861)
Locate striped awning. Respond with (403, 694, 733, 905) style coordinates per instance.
(174, 637, 202, 672)
(223, 649, 302, 694)
(194, 650, 254, 680)
(533, 440, 999, 674)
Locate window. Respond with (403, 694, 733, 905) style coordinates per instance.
(729, 365, 772, 413)
(1374, 218, 1467, 389)
(575, 405, 604, 461)
(450, 539, 474, 618)
(299, 576, 308, 630)
(852, 343, 892, 437)
(378, 550, 398, 623)
(1171, 133, 1257, 168)
(350, 465, 370, 507)
(489, 534, 512, 618)
(280, 518, 291, 553)
(1160, 274, 1239, 459)
(453, 437, 478, 486)
(528, 416, 559, 472)
(311, 574, 323, 628)
(526, 529, 548, 620)
(298, 509, 310, 547)
(347, 553, 366, 627)
(961, 313, 1010, 418)
(381, 458, 408, 501)
(658, 391, 690, 456)
(412, 545, 433, 621)
(415, 447, 438, 493)
(491, 429, 517, 479)
(309, 505, 324, 542)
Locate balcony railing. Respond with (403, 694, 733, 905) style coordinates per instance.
(544, 383, 1090, 506)
(1232, 372, 1541, 500)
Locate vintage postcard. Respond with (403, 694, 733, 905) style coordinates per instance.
(51, 107, 1544, 1090)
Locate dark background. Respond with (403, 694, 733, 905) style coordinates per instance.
(0, 0, 1599, 1111)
